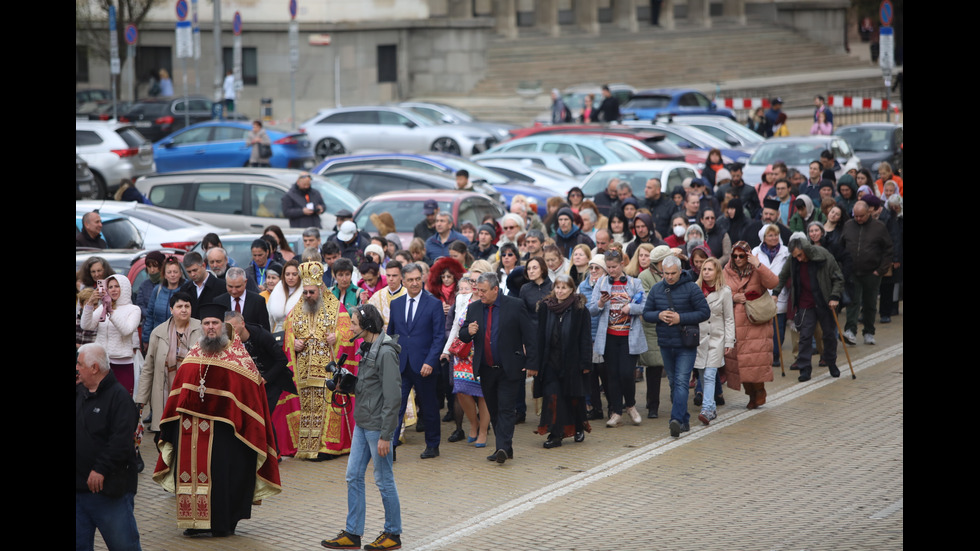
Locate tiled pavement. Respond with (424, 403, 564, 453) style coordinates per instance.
(109, 315, 902, 551)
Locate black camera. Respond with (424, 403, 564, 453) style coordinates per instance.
(325, 353, 356, 395)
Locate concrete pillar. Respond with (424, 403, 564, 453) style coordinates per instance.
(612, 0, 638, 32)
(575, 0, 600, 35)
(448, 0, 473, 17)
(493, 0, 517, 38)
(722, 0, 746, 25)
(687, 0, 711, 28)
(660, 0, 675, 29)
(536, 0, 560, 37)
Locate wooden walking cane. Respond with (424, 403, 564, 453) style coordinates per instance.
(830, 307, 856, 379)
(774, 317, 785, 377)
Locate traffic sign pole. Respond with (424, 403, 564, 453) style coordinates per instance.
(109, 6, 120, 122)
(289, 0, 299, 129)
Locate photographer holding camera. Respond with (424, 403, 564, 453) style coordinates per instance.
(322, 304, 404, 551)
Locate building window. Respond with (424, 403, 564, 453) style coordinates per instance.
(136, 46, 173, 87)
(76, 46, 89, 83)
(223, 47, 258, 85)
(378, 45, 397, 83)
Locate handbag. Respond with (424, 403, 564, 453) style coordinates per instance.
(665, 286, 700, 348)
(448, 337, 472, 360)
(744, 291, 777, 325)
(258, 143, 273, 159)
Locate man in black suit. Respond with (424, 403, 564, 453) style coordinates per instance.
(459, 272, 537, 464)
(180, 252, 224, 319)
(225, 311, 296, 429)
(386, 263, 446, 459)
(213, 267, 271, 332)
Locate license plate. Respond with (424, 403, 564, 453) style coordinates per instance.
(78, 183, 92, 193)
(135, 121, 151, 127)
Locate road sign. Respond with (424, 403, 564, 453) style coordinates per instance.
(289, 0, 298, 20)
(176, 20, 193, 59)
(233, 11, 242, 36)
(125, 24, 138, 45)
(109, 6, 120, 75)
(175, 0, 188, 21)
(309, 34, 331, 46)
(289, 20, 300, 71)
(878, 26, 894, 71)
(879, 0, 893, 27)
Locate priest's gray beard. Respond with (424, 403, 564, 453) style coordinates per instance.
(303, 294, 323, 315)
(200, 333, 230, 355)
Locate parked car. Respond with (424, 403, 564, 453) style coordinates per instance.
(833, 123, 902, 179)
(534, 83, 636, 123)
(76, 154, 97, 200)
(152, 121, 316, 173)
(398, 101, 517, 141)
(742, 136, 859, 186)
(469, 151, 592, 179)
(188, 230, 304, 268)
(76, 200, 228, 250)
(668, 115, 766, 153)
(622, 120, 750, 163)
(620, 88, 736, 121)
(76, 89, 113, 107)
(75, 211, 144, 250)
(76, 100, 134, 121)
(470, 158, 582, 195)
(299, 105, 499, 160)
(482, 134, 646, 169)
(76, 120, 155, 198)
(135, 168, 360, 231)
(353, 190, 506, 250)
(579, 161, 701, 201)
(118, 96, 247, 142)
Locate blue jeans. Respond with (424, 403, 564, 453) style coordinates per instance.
(698, 367, 719, 414)
(661, 346, 697, 425)
(75, 492, 142, 551)
(345, 426, 401, 537)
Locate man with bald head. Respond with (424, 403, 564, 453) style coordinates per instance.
(594, 178, 621, 217)
(839, 201, 893, 345)
(77, 211, 107, 249)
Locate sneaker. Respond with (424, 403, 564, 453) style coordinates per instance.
(843, 330, 857, 346)
(626, 406, 642, 425)
(681, 422, 690, 433)
(880, 315, 891, 323)
(693, 392, 703, 407)
(698, 410, 716, 426)
(669, 419, 681, 437)
(364, 531, 402, 550)
(864, 333, 876, 345)
(606, 413, 622, 428)
(322, 530, 362, 549)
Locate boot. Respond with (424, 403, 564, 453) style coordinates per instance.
(755, 384, 767, 407)
(745, 383, 758, 410)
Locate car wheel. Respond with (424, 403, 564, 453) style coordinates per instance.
(432, 138, 461, 156)
(85, 173, 108, 200)
(315, 138, 345, 160)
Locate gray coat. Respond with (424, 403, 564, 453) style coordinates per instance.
(353, 333, 402, 442)
(637, 269, 664, 367)
(588, 276, 649, 356)
(136, 318, 203, 431)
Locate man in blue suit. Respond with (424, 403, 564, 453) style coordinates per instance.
(387, 263, 446, 459)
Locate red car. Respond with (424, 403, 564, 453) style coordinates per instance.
(352, 190, 507, 251)
(505, 124, 715, 164)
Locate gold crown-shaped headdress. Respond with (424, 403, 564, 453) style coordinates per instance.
(299, 261, 324, 287)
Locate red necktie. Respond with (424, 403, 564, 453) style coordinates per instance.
(484, 304, 494, 366)
(235, 298, 242, 313)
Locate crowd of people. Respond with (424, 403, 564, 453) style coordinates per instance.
(76, 155, 901, 548)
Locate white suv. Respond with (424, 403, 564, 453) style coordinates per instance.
(75, 120, 155, 198)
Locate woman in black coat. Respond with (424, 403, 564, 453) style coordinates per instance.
(533, 274, 593, 448)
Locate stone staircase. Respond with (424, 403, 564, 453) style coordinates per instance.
(419, 19, 886, 126)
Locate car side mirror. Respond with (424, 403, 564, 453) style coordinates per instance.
(162, 141, 175, 148)
(403, 121, 417, 129)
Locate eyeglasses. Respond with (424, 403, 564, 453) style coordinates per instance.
(732, 254, 747, 259)
(502, 252, 516, 257)
(302, 290, 318, 295)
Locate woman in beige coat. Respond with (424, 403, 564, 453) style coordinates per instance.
(695, 258, 735, 425)
(135, 291, 202, 432)
(723, 241, 778, 409)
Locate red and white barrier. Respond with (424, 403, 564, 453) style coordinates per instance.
(720, 97, 770, 110)
(827, 96, 890, 110)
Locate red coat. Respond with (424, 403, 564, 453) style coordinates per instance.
(723, 261, 779, 389)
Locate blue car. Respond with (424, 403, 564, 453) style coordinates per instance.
(621, 88, 736, 122)
(153, 121, 316, 173)
(314, 152, 559, 216)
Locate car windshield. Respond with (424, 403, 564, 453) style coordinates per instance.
(835, 127, 893, 152)
(602, 140, 647, 161)
(355, 200, 454, 234)
(749, 142, 829, 166)
(125, 103, 169, 117)
(311, 177, 362, 212)
(623, 95, 671, 109)
(100, 218, 144, 249)
(435, 157, 510, 185)
(560, 156, 592, 176)
(117, 127, 151, 147)
(581, 169, 664, 197)
(120, 207, 195, 230)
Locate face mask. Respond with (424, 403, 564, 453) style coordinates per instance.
(673, 226, 686, 238)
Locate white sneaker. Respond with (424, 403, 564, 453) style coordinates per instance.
(606, 413, 622, 428)
(626, 406, 642, 425)
(843, 330, 857, 345)
(864, 333, 876, 345)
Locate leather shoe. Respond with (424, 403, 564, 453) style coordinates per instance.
(447, 428, 465, 443)
(647, 410, 658, 419)
(487, 449, 513, 462)
(828, 364, 841, 378)
(515, 412, 526, 424)
(493, 449, 508, 463)
(420, 447, 439, 459)
(798, 368, 812, 382)
(543, 438, 562, 449)
(587, 409, 604, 420)
(442, 410, 454, 422)
(574, 431, 585, 443)
(183, 529, 211, 538)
